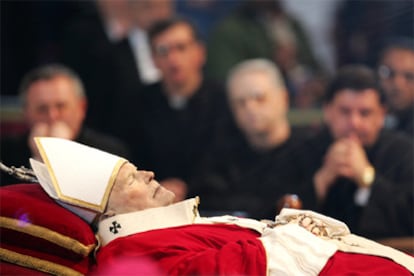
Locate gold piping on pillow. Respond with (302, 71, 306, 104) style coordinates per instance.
(0, 248, 83, 276)
(0, 217, 96, 257)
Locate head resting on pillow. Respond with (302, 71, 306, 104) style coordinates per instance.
(30, 137, 175, 224)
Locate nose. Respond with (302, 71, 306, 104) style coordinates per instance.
(349, 112, 362, 130)
(46, 106, 60, 123)
(243, 98, 259, 112)
(165, 49, 181, 64)
(142, 171, 155, 183)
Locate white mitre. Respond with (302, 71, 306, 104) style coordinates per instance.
(29, 137, 127, 223)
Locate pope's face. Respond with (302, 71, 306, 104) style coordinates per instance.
(107, 162, 175, 214)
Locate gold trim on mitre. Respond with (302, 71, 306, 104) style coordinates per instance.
(99, 159, 126, 212)
(34, 137, 127, 213)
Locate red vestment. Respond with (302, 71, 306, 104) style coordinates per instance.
(95, 224, 411, 275)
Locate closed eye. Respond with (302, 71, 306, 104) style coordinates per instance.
(145, 173, 154, 184)
(128, 174, 135, 186)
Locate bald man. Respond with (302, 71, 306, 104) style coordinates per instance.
(190, 59, 309, 219)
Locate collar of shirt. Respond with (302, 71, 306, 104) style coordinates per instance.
(128, 28, 161, 84)
(97, 196, 271, 246)
(98, 197, 200, 246)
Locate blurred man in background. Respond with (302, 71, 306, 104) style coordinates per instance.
(116, 17, 228, 202)
(298, 65, 413, 239)
(63, 0, 175, 136)
(190, 59, 308, 219)
(0, 64, 130, 185)
(378, 38, 414, 137)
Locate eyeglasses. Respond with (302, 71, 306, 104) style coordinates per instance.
(153, 40, 196, 57)
(378, 65, 414, 83)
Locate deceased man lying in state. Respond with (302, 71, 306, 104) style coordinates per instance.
(24, 137, 414, 275)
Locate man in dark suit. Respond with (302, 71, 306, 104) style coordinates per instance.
(298, 65, 413, 239)
(117, 17, 229, 202)
(190, 58, 308, 219)
(62, 0, 174, 136)
(0, 64, 130, 186)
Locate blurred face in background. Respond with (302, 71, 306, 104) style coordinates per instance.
(379, 48, 414, 111)
(23, 75, 87, 138)
(323, 89, 386, 146)
(151, 22, 205, 91)
(228, 70, 289, 137)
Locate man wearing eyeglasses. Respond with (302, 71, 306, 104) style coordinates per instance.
(115, 17, 229, 202)
(378, 38, 414, 137)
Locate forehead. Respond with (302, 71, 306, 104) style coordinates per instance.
(26, 76, 75, 99)
(382, 48, 414, 66)
(133, 0, 172, 10)
(153, 23, 195, 44)
(330, 88, 382, 107)
(229, 71, 279, 98)
(116, 162, 137, 181)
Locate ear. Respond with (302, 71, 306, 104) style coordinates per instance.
(377, 104, 387, 129)
(22, 107, 30, 125)
(196, 42, 206, 67)
(322, 102, 332, 124)
(282, 89, 289, 108)
(22, 105, 36, 129)
(79, 98, 88, 120)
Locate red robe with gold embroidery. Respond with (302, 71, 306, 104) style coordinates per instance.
(94, 224, 411, 275)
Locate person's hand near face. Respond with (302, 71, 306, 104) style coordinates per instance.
(28, 121, 75, 160)
(24, 75, 87, 159)
(106, 162, 175, 215)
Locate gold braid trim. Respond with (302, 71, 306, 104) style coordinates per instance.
(0, 217, 96, 257)
(0, 248, 84, 276)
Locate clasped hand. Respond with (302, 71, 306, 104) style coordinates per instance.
(314, 134, 372, 201)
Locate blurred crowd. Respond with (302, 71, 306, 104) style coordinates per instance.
(1, 0, 413, 243)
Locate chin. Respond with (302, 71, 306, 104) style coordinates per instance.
(167, 190, 176, 205)
(158, 188, 176, 206)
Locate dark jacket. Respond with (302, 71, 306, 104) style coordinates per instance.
(122, 80, 229, 184)
(298, 128, 414, 239)
(190, 126, 310, 220)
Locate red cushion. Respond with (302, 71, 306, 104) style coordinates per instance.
(0, 261, 50, 275)
(0, 184, 96, 275)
